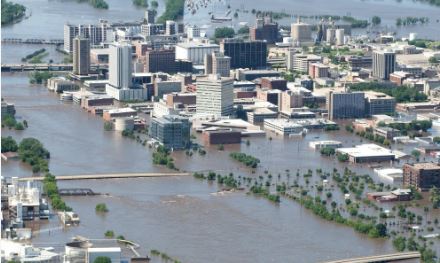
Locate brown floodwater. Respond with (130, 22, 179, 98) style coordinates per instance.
(2, 72, 422, 262)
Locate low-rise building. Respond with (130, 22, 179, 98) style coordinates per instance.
(202, 128, 241, 145)
(102, 107, 137, 121)
(47, 77, 79, 93)
(373, 127, 400, 140)
(309, 140, 342, 150)
(246, 108, 278, 124)
(403, 162, 440, 191)
(336, 143, 396, 163)
(149, 115, 190, 149)
(264, 119, 305, 136)
(1, 100, 15, 117)
(374, 168, 403, 186)
(364, 91, 396, 116)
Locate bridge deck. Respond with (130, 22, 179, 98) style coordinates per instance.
(19, 172, 191, 181)
(323, 252, 421, 263)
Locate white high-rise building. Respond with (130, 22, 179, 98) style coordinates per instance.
(166, 20, 177, 35)
(196, 74, 234, 116)
(187, 25, 201, 39)
(109, 42, 133, 89)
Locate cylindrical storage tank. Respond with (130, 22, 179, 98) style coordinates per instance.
(335, 29, 344, 46)
(409, 33, 417, 41)
(114, 117, 135, 131)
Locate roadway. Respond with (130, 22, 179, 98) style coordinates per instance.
(323, 252, 421, 263)
(18, 172, 191, 181)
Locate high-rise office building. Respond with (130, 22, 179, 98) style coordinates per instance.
(143, 48, 176, 73)
(286, 50, 321, 72)
(196, 74, 234, 116)
(327, 91, 365, 120)
(144, 10, 156, 24)
(64, 22, 111, 53)
(187, 25, 201, 39)
(72, 37, 90, 76)
(250, 16, 278, 44)
(372, 50, 396, 80)
(204, 52, 231, 77)
(290, 21, 312, 45)
(165, 20, 177, 35)
(220, 39, 267, 69)
(109, 43, 133, 89)
(149, 115, 190, 149)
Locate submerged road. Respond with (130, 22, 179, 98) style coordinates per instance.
(18, 172, 191, 181)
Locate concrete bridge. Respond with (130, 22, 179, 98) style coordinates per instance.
(18, 172, 191, 181)
(2, 38, 64, 45)
(1, 63, 108, 72)
(58, 188, 98, 196)
(323, 252, 421, 263)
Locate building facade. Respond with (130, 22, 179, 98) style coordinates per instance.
(175, 42, 220, 65)
(372, 50, 396, 80)
(204, 52, 231, 77)
(108, 42, 133, 90)
(72, 37, 91, 76)
(327, 91, 365, 120)
(196, 75, 234, 116)
(64, 22, 111, 53)
(149, 115, 190, 149)
(220, 39, 267, 69)
(403, 163, 440, 191)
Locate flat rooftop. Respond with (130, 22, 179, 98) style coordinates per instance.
(177, 42, 219, 48)
(106, 107, 137, 114)
(337, 144, 396, 158)
(408, 162, 440, 170)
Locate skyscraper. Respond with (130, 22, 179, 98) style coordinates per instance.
(327, 91, 365, 120)
(72, 37, 90, 76)
(64, 22, 111, 53)
(220, 39, 267, 69)
(372, 50, 396, 80)
(144, 9, 156, 24)
(196, 74, 234, 116)
(204, 52, 231, 77)
(109, 43, 133, 89)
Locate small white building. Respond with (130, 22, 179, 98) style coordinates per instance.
(374, 168, 403, 186)
(264, 119, 305, 136)
(1, 240, 60, 263)
(309, 140, 342, 150)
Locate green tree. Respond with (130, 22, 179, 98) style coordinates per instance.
(95, 203, 109, 212)
(1, 136, 18, 152)
(104, 230, 114, 238)
(93, 256, 112, 263)
(371, 16, 381, 25)
(214, 27, 235, 39)
(133, 0, 148, 7)
(392, 236, 406, 251)
(1, 0, 26, 25)
(429, 186, 440, 208)
(428, 56, 439, 64)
